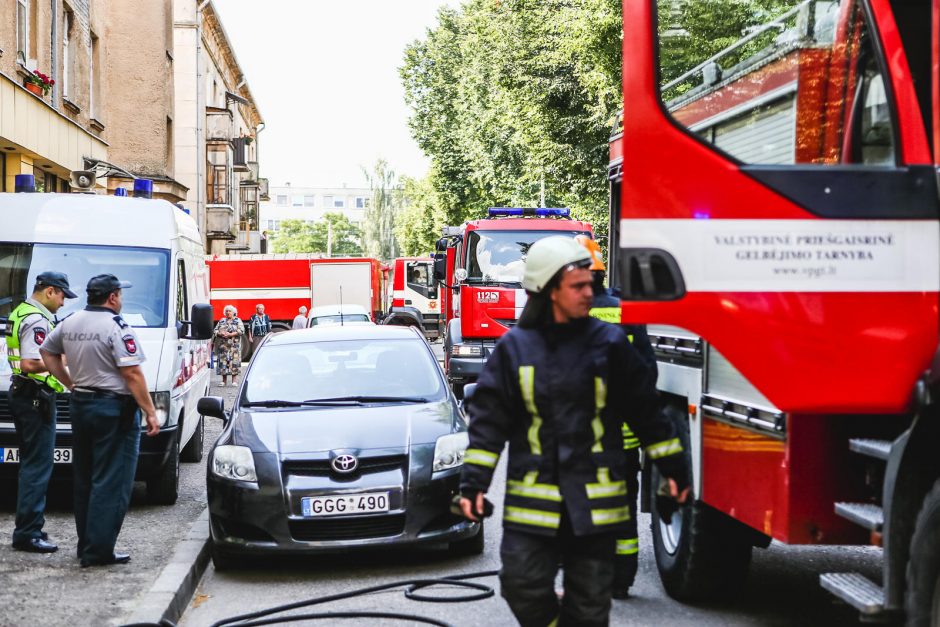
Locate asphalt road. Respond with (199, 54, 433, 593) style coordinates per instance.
(178, 340, 882, 627)
(0, 375, 233, 627)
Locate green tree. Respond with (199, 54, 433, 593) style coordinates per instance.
(362, 159, 403, 260)
(270, 214, 362, 255)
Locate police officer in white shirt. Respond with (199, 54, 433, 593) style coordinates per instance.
(40, 274, 160, 567)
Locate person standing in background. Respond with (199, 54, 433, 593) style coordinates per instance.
(214, 305, 244, 386)
(292, 306, 308, 330)
(248, 304, 271, 354)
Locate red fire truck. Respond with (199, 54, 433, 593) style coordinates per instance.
(206, 254, 387, 357)
(382, 257, 442, 340)
(615, 0, 939, 622)
(434, 208, 593, 395)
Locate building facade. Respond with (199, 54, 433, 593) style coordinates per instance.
(260, 185, 371, 234)
(174, 0, 264, 255)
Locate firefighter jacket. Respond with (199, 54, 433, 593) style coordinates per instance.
(460, 316, 686, 537)
(589, 288, 656, 452)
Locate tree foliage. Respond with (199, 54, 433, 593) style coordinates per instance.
(270, 213, 363, 256)
(362, 159, 403, 261)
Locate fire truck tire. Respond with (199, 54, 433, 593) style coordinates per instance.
(904, 478, 940, 627)
(650, 410, 751, 603)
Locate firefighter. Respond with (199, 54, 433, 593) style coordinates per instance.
(576, 234, 656, 600)
(5, 271, 77, 553)
(458, 236, 689, 627)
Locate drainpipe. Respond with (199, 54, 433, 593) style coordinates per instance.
(197, 0, 210, 250)
(50, 0, 57, 109)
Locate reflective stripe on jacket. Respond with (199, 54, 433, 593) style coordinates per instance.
(460, 316, 684, 537)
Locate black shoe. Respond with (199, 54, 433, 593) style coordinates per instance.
(80, 552, 130, 567)
(13, 537, 58, 553)
(612, 588, 631, 600)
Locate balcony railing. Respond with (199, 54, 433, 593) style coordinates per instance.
(206, 107, 234, 143)
(232, 137, 249, 172)
(206, 204, 236, 239)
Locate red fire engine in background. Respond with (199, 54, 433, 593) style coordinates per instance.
(434, 208, 593, 395)
(382, 257, 442, 341)
(615, 0, 940, 622)
(206, 254, 387, 357)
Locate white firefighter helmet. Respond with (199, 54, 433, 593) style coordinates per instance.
(522, 236, 592, 294)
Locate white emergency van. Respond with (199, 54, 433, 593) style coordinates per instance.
(0, 189, 214, 504)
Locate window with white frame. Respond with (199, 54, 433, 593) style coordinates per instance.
(62, 8, 74, 99)
(304, 195, 315, 207)
(332, 196, 345, 208)
(17, 0, 29, 61)
(276, 194, 288, 205)
(356, 197, 370, 209)
(266, 220, 280, 231)
(292, 195, 304, 207)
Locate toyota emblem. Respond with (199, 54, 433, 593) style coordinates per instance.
(331, 454, 358, 474)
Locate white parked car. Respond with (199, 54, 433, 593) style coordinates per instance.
(306, 304, 373, 327)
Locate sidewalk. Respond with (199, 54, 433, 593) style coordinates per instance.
(0, 374, 238, 627)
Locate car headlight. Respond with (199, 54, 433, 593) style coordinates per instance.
(212, 445, 258, 482)
(433, 432, 469, 473)
(143, 391, 170, 428)
(451, 344, 483, 358)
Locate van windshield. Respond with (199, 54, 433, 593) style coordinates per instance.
(0, 243, 170, 328)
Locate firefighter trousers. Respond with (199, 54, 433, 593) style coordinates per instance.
(613, 448, 641, 591)
(499, 508, 616, 627)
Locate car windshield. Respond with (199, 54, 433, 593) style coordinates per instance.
(242, 338, 445, 405)
(465, 230, 589, 283)
(0, 242, 170, 327)
(309, 314, 370, 326)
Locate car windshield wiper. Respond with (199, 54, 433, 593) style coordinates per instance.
(241, 399, 358, 408)
(302, 396, 430, 404)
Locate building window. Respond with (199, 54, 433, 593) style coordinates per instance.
(276, 194, 288, 205)
(17, 0, 29, 61)
(304, 195, 315, 207)
(333, 197, 345, 208)
(62, 8, 75, 99)
(266, 220, 280, 231)
(292, 194, 303, 207)
(90, 32, 101, 118)
(356, 197, 370, 209)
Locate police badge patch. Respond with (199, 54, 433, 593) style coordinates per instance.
(122, 335, 137, 354)
(33, 327, 46, 345)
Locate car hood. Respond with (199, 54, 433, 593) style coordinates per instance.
(232, 399, 459, 454)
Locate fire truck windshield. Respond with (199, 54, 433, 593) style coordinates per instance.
(465, 230, 588, 284)
(0, 242, 170, 328)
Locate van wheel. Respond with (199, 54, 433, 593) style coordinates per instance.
(650, 406, 751, 602)
(450, 522, 484, 556)
(180, 415, 204, 463)
(905, 478, 940, 627)
(147, 433, 180, 505)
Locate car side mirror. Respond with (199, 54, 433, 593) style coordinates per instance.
(433, 253, 446, 281)
(462, 383, 478, 409)
(198, 396, 228, 423)
(180, 304, 214, 340)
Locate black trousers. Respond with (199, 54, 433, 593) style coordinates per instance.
(9, 384, 56, 544)
(614, 448, 641, 590)
(499, 509, 616, 627)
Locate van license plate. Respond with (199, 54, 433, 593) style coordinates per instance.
(302, 492, 390, 517)
(0, 447, 72, 464)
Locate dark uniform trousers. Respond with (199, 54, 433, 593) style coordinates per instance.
(70, 393, 140, 563)
(9, 383, 56, 544)
(501, 508, 616, 627)
(613, 450, 641, 589)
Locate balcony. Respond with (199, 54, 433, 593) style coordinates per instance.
(206, 107, 234, 143)
(244, 160, 259, 182)
(206, 204, 236, 240)
(259, 178, 270, 201)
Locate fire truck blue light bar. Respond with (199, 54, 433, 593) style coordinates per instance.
(487, 208, 570, 217)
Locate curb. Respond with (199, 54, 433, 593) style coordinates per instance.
(124, 508, 211, 626)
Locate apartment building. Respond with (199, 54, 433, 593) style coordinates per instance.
(260, 185, 372, 233)
(174, 0, 265, 255)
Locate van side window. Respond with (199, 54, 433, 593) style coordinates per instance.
(657, 0, 896, 167)
(176, 259, 188, 322)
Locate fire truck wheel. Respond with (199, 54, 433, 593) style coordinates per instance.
(650, 407, 751, 603)
(905, 478, 940, 627)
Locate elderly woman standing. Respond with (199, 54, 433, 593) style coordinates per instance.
(214, 305, 245, 387)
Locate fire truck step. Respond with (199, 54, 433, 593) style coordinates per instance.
(819, 572, 884, 616)
(834, 502, 884, 531)
(848, 438, 891, 461)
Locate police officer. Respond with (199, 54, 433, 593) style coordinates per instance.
(577, 235, 657, 600)
(40, 274, 160, 567)
(459, 237, 689, 626)
(5, 271, 77, 553)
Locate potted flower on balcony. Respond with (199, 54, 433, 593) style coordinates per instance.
(24, 70, 54, 97)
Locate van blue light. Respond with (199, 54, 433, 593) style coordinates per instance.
(14, 174, 35, 193)
(133, 179, 153, 199)
(487, 207, 570, 218)
(114, 188, 128, 197)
